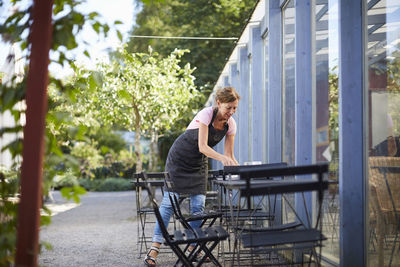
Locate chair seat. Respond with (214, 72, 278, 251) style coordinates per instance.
(171, 225, 229, 245)
(237, 221, 302, 232)
(206, 190, 219, 198)
(137, 207, 153, 213)
(241, 229, 326, 248)
(185, 210, 223, 221)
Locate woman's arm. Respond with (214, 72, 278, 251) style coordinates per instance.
(224, 134, 239, 165)
(198, 123, 237, 166)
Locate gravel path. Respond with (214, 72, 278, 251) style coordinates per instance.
(38, 190, 180, 267)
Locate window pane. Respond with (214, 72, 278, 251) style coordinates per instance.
(367, 0, 400, 266)
(282, 0, 295, 166)
(314, 0, 340, 263)
(263, 35, 269, 162)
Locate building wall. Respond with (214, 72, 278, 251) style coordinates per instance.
(0, 43, 25, 169)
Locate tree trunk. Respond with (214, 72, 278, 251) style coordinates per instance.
(149, 129, 159, 171)
(133, 104, 142, 173)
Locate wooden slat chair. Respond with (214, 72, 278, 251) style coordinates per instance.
(140, 172, 229, 267)
(369, 156, 400, 267)
(237, 163, 329, 266)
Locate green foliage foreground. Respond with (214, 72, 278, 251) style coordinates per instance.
(0, 0, 118, 264)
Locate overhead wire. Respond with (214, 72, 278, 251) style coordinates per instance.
(129, 35, 238, 40)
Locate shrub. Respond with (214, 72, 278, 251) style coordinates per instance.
(0, 167, 19, 265)
(123, 166, 136, 179)
(96, 178, 133, 192)
(0, 168, 19, 196)
(70, 141, 103, 177)
(78, 178, 102, 191)
(78, 178, 133, 192)
(90, 166, 111, 179)
(52, 172, 79, 189)
(110, 162, 125, 177)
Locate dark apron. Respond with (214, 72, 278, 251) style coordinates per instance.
(165, 108, 228, 195)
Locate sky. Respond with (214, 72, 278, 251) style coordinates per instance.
(0, 0, 137, 78)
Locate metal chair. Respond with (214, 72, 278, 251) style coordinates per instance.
(140, 172, 229, 267)
(133, 173, 166, 258)
(234, 163, 329, 266)
(220, 162, 290, 263)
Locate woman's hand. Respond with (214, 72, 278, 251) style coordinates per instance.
(221, 155, 237, 166)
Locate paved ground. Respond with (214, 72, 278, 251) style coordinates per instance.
(38, 190, 183, 267)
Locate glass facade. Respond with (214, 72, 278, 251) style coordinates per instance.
(282, 0, 296, 166)
(263, 35, 269, 163)
(314, 0, 340, 263)
(209, 0, 400, 264)
(367, 0, 400, 266)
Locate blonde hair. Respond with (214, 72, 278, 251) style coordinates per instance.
(215, 86, 240, 104)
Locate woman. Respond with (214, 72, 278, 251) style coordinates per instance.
(144, 86, 240, 266)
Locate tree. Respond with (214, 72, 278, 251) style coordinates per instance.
(128, 0, 257, 101)
(128, 0, 257, 164)
(74, 46, 200, 172)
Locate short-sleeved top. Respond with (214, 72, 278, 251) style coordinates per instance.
(187, 107, 237, 136)
(165, 107, 235, 195)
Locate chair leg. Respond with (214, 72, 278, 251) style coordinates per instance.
(138, 212, 149, 258)
(171, 244, 195, 267)
(196, 241, 222, 267)
(174, 243, 197, 266)
(389, 231, 399, 267)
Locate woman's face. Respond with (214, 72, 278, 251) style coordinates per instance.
(217, 99, 239, 120)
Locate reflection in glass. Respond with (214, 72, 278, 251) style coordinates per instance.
(314, 0, 340, 263)
(367, 0, 400, 266)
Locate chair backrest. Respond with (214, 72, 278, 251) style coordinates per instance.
(163, 172, 193, 230)
(223, 162, 288, 179)
(238, 163, 329, 229)
(139, 172, 174, 245)
(237, 163, 329, 197)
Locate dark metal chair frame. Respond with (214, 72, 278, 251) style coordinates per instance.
(139, 172, 229, 267)
(133, 173, 168, 258)
(217, 162, 292, 263)
(230, 163, 329, 266)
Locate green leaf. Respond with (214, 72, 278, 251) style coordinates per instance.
(92, 22, 101, 34)
(117, 30, 123, 42)
(3, 89, 16, 109)
(83, 50, 90, 58)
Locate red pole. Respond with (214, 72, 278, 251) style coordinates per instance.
(15, 0, 53, 266)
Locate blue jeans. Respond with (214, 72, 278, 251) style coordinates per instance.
(152, 192, 206, 244)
